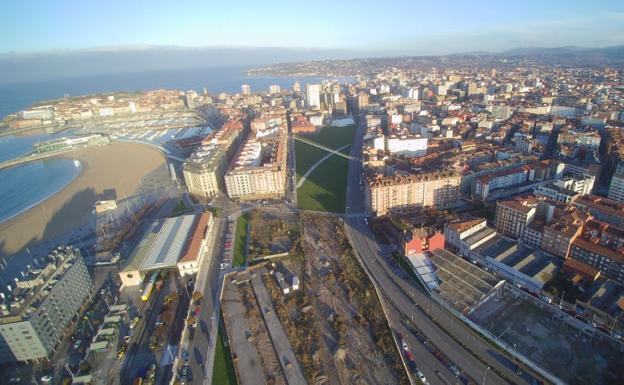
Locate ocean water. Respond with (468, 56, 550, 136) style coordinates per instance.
(0, 66, 348, 225)
(0, 158, 82, 224)
(0, 66, 350, 119)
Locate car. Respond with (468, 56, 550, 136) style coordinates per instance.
(40, 375, 53, 384)
(8, 378, 20, 384)
(401, 340, 408, 350)
(178, 364, 193, 382)
(73, 340, 82, 350)
(416, 370, 427, 382)
(449, 365, 461, 377)
(181, 349, 190, 362)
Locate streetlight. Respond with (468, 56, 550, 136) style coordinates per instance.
(482, 366, 490, 385)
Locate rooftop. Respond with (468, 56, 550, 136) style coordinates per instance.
(0, 246, 85, 322)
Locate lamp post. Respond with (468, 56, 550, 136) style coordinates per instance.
(482, 366, 490, 385)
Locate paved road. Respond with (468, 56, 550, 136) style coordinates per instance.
(343, 117, 542, 385)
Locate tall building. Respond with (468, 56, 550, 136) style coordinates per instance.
(0, 247, 94, 363)
(607, 172, 624, 202)
(241, 84, 251, 95)
(364, 170, 460, 216)
(183, 119, 245, 197)
(305, 84, 321, 109)
(183, 145, 227, 197)
(268, 85, 281, 94)
(494, 198, 536, 239)
(293, 81, 301, 93)
(224, 136, 288, 200)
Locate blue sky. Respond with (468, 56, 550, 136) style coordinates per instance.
(1, 0, 623, 54)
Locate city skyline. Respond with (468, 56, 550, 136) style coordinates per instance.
(2, 0, 624, 54)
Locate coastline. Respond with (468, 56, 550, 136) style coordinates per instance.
(0, 141, 170, 258)
(0, 159, 83, 225)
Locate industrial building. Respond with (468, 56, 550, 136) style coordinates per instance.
(0, 247, 94, 363)
(119, 213, 210, 287)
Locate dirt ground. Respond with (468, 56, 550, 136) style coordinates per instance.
(263, 213, 407, 385)
(222, 213, 408, 385)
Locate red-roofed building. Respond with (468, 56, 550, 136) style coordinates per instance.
(291, 115, 316, 133)
(404, 231, 445, 256)
(177, 212, 213, 276)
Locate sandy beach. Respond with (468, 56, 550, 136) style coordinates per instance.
(0, 142, 170, 258)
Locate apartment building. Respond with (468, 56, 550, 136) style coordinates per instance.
(183, 145, 227, 197)
(182, 119, 244, 197)
(364, 170, 460, 216)
(0, 247, 94, 363)
(224, 136, 287, 200)
(572, 195, 624, 228)
(607, 172, 624, 203)
(541, 211, 586, 258)
(569, 219, 624, 284)
(495, 198, 537, 239)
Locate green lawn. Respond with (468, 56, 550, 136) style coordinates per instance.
(294, 125, 355, 213)
(232, 213, 249, 267)
(294, 140, 327, 180)
(297, 154, 349, 213)
(212, 325, 238, 385)
(296, 124, 356, 149)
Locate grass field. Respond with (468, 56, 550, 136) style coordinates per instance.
(295, 125, 355, 213)
(297, 154, 350, 213)
(294, 140, 327, 179)
(296, 124, 356, 149)
(212, 325, 238, 385)
(232, 213, 249, 267)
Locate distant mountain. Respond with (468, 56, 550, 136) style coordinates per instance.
(0, 46, 367, 84)
(499, 45, 624, 60)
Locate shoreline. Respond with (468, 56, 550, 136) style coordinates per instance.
(0, 159, 83, 226)
(0, 142, 170, 259)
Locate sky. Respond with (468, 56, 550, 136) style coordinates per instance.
(1, 0, 624, 55)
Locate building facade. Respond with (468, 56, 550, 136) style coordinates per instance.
(0, 247, 94, 363)
(495, 199, 536, 240)
(364, 170, 460, 216)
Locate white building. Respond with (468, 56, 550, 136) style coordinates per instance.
(386, 137, 428, 156)
(305, 84, 321, 109)
(241, 84, 251, 95)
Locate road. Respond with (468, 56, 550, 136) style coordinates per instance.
(343, 116, 542, 385)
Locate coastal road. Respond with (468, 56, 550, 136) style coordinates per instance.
(343, 117, 541, 385)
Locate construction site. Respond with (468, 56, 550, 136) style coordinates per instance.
(220, 213, 408, 385)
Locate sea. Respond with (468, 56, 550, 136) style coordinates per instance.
(0, 66, 349, 224)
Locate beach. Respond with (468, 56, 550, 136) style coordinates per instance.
(0, 142, 169, 258)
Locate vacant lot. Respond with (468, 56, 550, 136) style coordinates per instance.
(265, 214, 408, 385)
(470, 291, 624, 385)
(248, 210, 299, 260)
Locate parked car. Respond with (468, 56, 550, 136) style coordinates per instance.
(73, 340, 82, 350)
(178, 364, 193, 383)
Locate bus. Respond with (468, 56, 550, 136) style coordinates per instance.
(141, 272, 158, 302)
